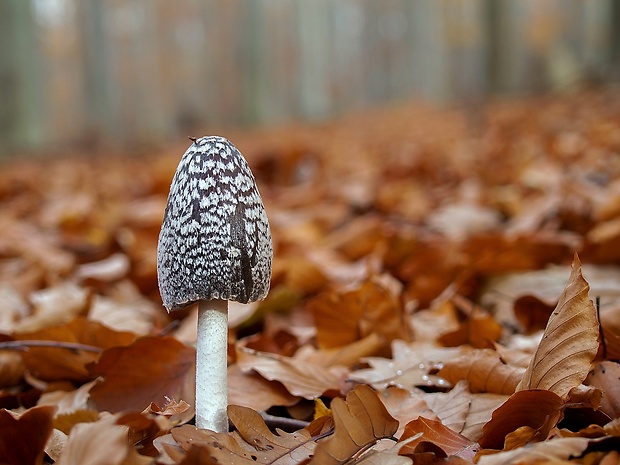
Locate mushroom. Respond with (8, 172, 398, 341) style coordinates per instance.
(157, 136, 272, 431)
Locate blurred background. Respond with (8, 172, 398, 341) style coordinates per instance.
(0, 0, 618, 157)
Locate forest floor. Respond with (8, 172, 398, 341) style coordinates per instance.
(2, 88, 620, 464)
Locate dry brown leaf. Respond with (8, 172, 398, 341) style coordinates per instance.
(88, 281, 161, 335)
(308, 280, 406, 353)
(56, 413, 151, 465)
(171, 406, 315, 464)
(89, 336, 195, 413)
(236, 346, 346, 399)
(378, 387, 437, 439)
(516, 255, 600, 398)
(349, 340, 458, 390)
(228, 364, 298, 411)
(309, 385, 399, 465)
(0, 216, 74, 277)
(410, 301, 460, 343)
(37, 379, 97, 415)
(399, 417, 478, 460)
(476, 437, 590, 465)
(0, 350, 25, 387)
(460, 393, 509, 442)
(586, 361, 620, 419)
(478, 389, 564, 450)
(354, 436, 418, 465)
(438, 314, 503, 349)
(438, 349, 524, 395)
(15, 317, 136, 382)
(0, 404, 56, 465)
(13, 283, 90, 333)
(421, 381, 472, 433)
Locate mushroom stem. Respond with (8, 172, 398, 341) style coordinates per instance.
(196, 298, 229, 431)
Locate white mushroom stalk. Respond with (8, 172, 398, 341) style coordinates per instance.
(157, 136, 272, 432)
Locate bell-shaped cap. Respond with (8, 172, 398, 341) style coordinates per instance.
(157, 136, 272, 311)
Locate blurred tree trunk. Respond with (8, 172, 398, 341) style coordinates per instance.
(0, 0, 44, 156)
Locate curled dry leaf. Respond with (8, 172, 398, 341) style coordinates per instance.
(37, 379, 98, 415)
(309, 385, 399, 465)
(438, 349, 524, 395)
(476, 436, 591, 465)
(586, 361, 620, 419)
(236, 346, 346, 399)
(171, 406, 315, 464)
(0, 404, 56, 465)
(516, 255, 600, 398)
(89, 336, 195, 413)
(478, 389, 564, 450)
(399, 417, 478, 461)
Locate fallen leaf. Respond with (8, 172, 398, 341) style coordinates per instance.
(378, 387, 437, 439)
(438, 313, 503, 349)
(354, 436, 418, 464)
(308, 280, 406, 354)
(349, 340, 458, 390)
(15, 317, 136, 382)
(89, 336, 195, 413)
(478, 389, 564, 450)
(438, 349, 524, 395)
(476, 437, 590, 465)
(228, 364, 298, 411)
(460, 393, 509, 442)
(236, 346, 346, 399)
(171, 407, 315, 464)
(421, 381, 472, 433)
(0, 404, 56, 465)
(586, 361, 620, 419)
(13, 283, 90, 333)
(37, 379, 98, 415)
(310, 385, 399, 465)
(56, 413, 151, 465)
(516, 255, 600, 398)
(0, 350, 25, 387)
(399, 417, 478, 460)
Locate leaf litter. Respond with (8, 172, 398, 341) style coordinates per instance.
(2, 90, 620, 463)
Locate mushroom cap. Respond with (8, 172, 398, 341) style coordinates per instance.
(157, 136, 273, 311)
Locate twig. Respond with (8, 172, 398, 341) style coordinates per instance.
(258, 412, 311, 431)
(596, 296, 607, 359)
(0, 340, 102, 353)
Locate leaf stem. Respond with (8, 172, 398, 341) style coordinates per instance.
(0, 340, 102, 353)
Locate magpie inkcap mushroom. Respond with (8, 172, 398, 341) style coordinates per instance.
(157, 135, 272, 431)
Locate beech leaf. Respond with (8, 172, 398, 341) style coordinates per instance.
(399, 417, 478, 460)
(516, 255, 600, 398)
(171, 407, 315, 464)
(309, 384, 399, 465)
(0, 405, 56, 465)
(476, 437, 591, 465)
(438, 349, 524, 395)
(478, 389, 564, 450)
(56, 414, 151, 465)
(15, 317, 136, 382)
(236, 346, 346, 399)
(89, 336, 195, 413)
